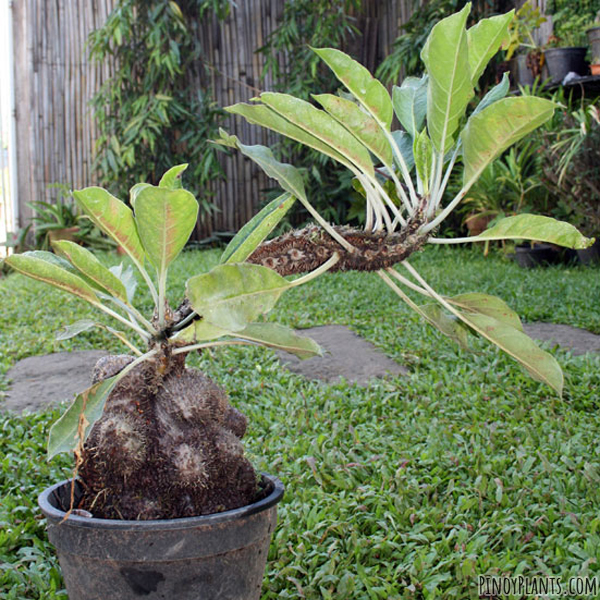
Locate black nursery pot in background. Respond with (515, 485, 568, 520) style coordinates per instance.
(515, 243, 563, 268)
(38, 475, 284, 600)
(544, 47, 588, 84)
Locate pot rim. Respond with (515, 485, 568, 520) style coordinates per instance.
(38, 473, 284, 531)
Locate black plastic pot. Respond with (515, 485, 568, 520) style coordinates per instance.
(514, 243, 562, 268)
(509, 54, 534, 87)
(544, 47, 588, 84)
(577, 237, 600, 265)
(39, 475, 284, 600)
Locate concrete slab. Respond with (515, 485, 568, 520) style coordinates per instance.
(523, 323, 600, 356)
(3, 350, 107, 413)
(275, 325, 407, 385)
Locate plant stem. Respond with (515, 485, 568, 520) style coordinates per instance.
(172, 340, 253, 355)
(296, 196, 356, 252)
(93, 303, 151, 341)
(289, 252, 340, 287)
(385, 267, 432, 296)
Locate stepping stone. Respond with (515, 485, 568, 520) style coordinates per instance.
(3, 350, 108, 414)
(276, 325, 407, 385)
(523, 323, 600, 356)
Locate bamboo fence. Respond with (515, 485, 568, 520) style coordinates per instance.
(11, 0, 115, 227)
(10, 0, 450, 240)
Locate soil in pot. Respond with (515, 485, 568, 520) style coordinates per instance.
(39, 475, 284, 600)
(544, 47, 588, 84)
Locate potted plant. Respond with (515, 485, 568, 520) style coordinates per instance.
(544, 17, 589, 84)
(2, 6, 594, 598)
(505, 1, 548, 87)
(587, 12, 600, 75)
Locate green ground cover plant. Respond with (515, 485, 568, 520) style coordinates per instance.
(1, 247, 599, 599)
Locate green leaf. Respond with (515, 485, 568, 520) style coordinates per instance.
(186, 263, 292, 332)
(260, 92, 374, 176)
(171, 319, 231, 343)
(458, 312, 563, 396)
(129, 183, 152, 205)
(468, 214, 593, 249)
(392, 75, 428, 138)
(221, 193, 296, 264)
(312, 47, 393, 130)
(234, 323, 323, 359)
(421, 4, 474, 154)
(52, 240, 128, 302)
(446, 292, 523, 331)
(5, 253, 99, 305)
(214, 131, 307, 201)
(467, 11, 514, 84)
(47, 376, 118, 459)
(73, 187, 145, 265)
(133, 185, 199, 273)
(419, 304, 471, 349)
(55, 319, 136, 351)
(159, 163, 188, 189)
(109, 263, 138, 303)
(313, 93, 393, 167)
(226, 103, 355, 172)
(472, 72, 510, 117)
(461, 97, 555, 189)
(390, 131, 415, 171)
(413, 129, 434, 193)
(55, 319, 98, 341)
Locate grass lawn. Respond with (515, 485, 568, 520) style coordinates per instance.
(1, 245, 599, 599)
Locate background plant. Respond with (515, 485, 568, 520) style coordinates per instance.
(376, 0, 511, 85)
(547, 0, 599, 47)
(537, 98, 600, 236)
(258, 0, 363, 225)
(88, 0, 230, 216)
(3, 185, 116, 253)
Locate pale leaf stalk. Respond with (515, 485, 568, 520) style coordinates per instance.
(365, 198, 374, 231)
(358, 175, 392, 232)
(428, 152, 446, 219)
(383, 129, 419, 209)
(289, 252, 340, 287)
(377, 270, 428, 313)
(422, 187, 468, 234)
(106, 329, 143, 356)
(172, 340, 254, 355)
(428, 236, 480, 244)
(94, 302, 151, 341)
(110, 297, 155, 333)
(296, 195, 355, 252)
(366, 172, 409, 227)
(132, 258, 160, 307)
(434, 143, 461, 213)
(157, 269, 168, 329)
(385, 267, 432, 296)
(401, 260, 465, 320)
(388, 167, 414, 218)
(172, 309, 198, 332)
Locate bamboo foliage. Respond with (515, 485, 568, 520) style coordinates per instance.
(11, 0, 418, 240)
